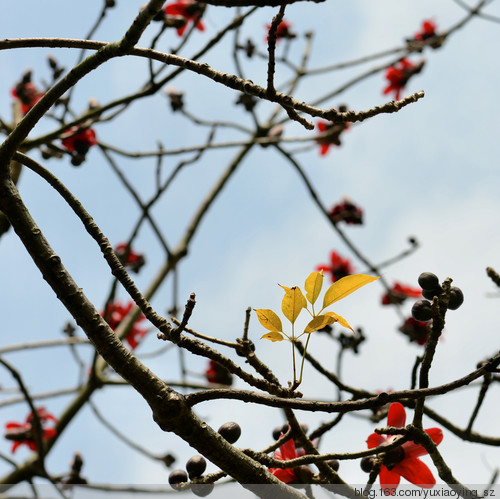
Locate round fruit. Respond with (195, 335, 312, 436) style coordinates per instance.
(448, 287, 464, 310)
(422, 287, 441, 300)
(186, 455, 207, 479)
(294, 465, 313, 483)
(218, 422, 241, 444)
(272, 426, 282, 440)
(360, 456, 375, 473)
(411, 299, 432, 322)
(326, 459, 340, 472)
(191, 483, 215, 497)
(168, 469, 188, 489)
(418, 272, 440, 291)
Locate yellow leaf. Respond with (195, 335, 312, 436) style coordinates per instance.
(261, 331, 285, 342)
(255, 309, 283, 332)
(305, 271, 324, 306)
(304, 314, 337, 333)
(279, 285, 307, 324)
(322, 274, 380, 309)
(325, 311, 354, 332)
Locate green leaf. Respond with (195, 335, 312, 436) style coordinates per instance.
(304, 314, 336, 333)
(305, 271, 323, 306)
(325, 311, 354, 332)
(322, 274, 380, 309)
(279, 285, 307, 324)
(261, 331, 285, 342)
(255, 309, 283, 332)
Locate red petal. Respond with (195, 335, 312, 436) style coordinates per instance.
(403, 428, 443, 458)
(43, 428, 57, 440)
(387, 402, 406, 428)
(196, 20, 205, 31)
(393, 457, 436, 487)
(426, 427, 444, 446)
(5, 422, 24, 429)
(379, 466, 401, 488)
(319, 143, 329, 155)
(269, 467, 297, 483)
(317, 121, 327, 132)
(280, 438, 297, 461)
(394, 282, 422, 297)
(165, 3, 185, 15)
(367, 432, 387, 449)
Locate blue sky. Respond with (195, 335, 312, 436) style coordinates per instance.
(1, 0, 500, 492)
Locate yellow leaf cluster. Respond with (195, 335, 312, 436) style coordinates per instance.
(256, 272, 379, 342)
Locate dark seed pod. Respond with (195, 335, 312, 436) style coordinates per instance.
(70, 154, 85, 167)
(272, 426, 283, 440)
(218, 422, 241, 444)
(360, 456, 375, 473)
(326, 459, 340, 472)
(168, 469, 188, 489)
(191, 483, 215, 497)
(422, 287, 441, 300)
(186, 455, 207, 479)
(448, 287, 464, 310)
(411, 299, 432, 322)
(418, 272, 440, 291)
(294, 465, 313, 483)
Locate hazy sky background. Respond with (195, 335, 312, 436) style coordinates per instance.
(1, 0, 499, 494)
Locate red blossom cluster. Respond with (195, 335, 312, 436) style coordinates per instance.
(61, 126, 98, 166)
(164, 0, 205, 36)
(268, 435, 304, 483)
(114, 243, 146, 273)
(316, 250, 354, 283)
(398, 317, 430, 345)
(366, 402, 443, 490)
(329, 199, 363, 225)
(11, 73, 44, 115)
(415, 20, 438, 41)
(266, 20, 295, 42)
(205, 360, 233, 385)
(381, 282, 422, 305)
(315, 119, 350, 155)
(383, 58, 424, 101)
(102, 300, 148, 350)
(4, 407, 57, 453)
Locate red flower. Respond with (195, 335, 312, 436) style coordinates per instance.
(11, 81, 44, 115)
(383, 58, 424, 101)
(329, 199, 363, 225)
(398, 317, 430, 345)
(164, 0, 205, 36)
(316, 251, 355, 283)
(415, 20, 437, 41)
(205, 360, 233, 385)
(316, 117, 350, 156)
(382, 282, 422, 305)
(4, 407, 57, 453)
(366, 402, 443, 490)
(268, 436, 301, 484)
(61, 127, 97, 166)
(266, 20, 295, 42)
(114, 243, 145, 273)
(61, 127, 97, 154)
(102, 300, 147, 350)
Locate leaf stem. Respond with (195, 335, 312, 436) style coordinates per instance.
(297, 333, 312, 385)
